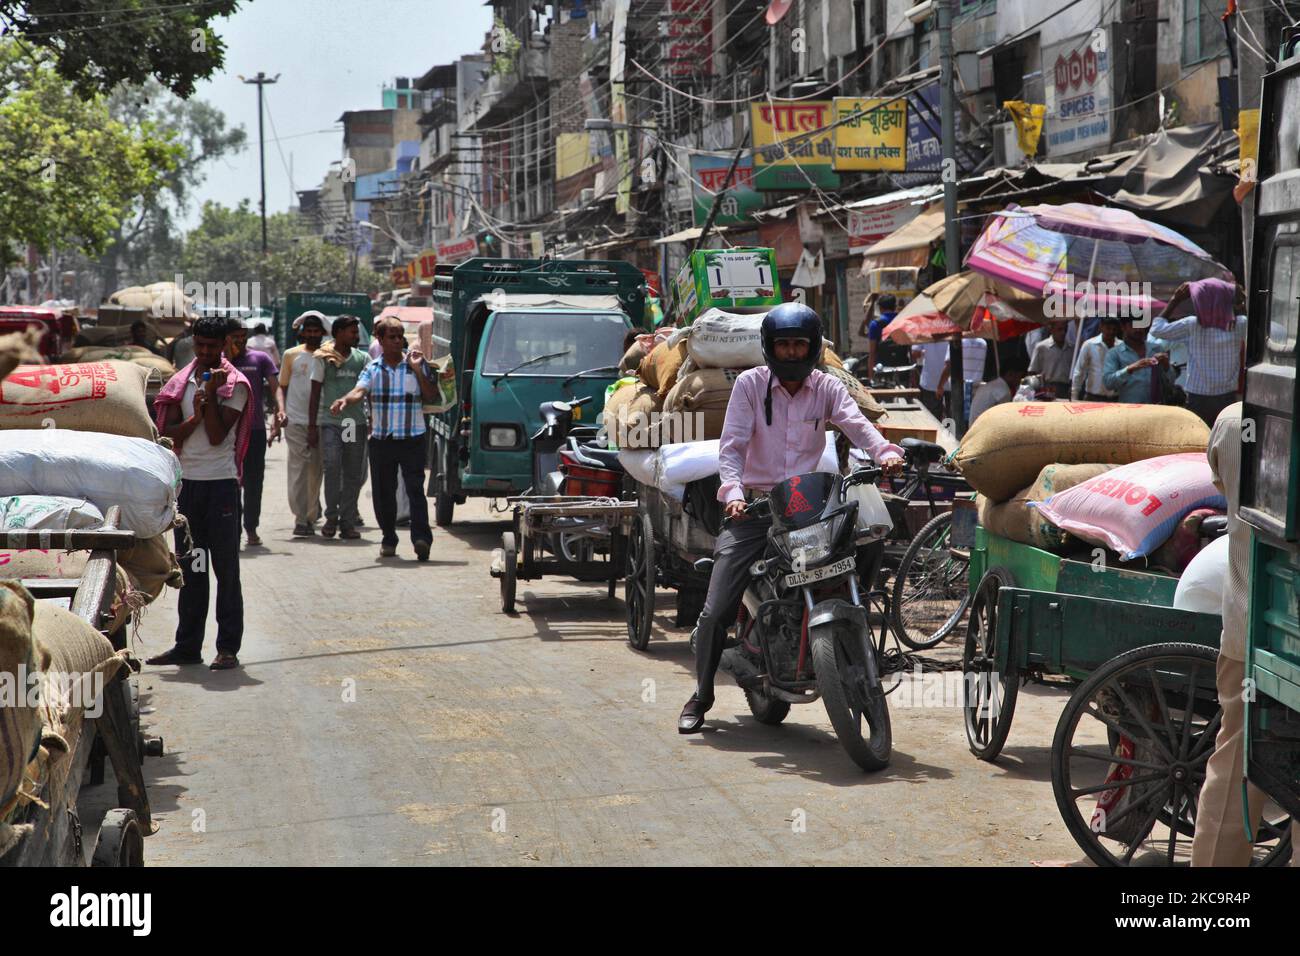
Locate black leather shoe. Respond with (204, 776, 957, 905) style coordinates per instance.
(678, 693, 712, 734)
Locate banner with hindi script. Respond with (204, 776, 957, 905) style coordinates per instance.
(690, 152, 763, 227)
(832, 97, 908, 172)
(750, 100, 840, 191)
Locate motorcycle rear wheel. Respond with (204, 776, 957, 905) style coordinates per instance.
(811, 626, 891, 771)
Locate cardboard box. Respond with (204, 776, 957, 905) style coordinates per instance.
(673, 248, 781, 325)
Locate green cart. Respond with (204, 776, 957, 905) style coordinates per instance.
(961, 528, 1291, 866)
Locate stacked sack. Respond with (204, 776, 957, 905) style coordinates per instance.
(59, 345, 176, 386)
(0, 360, 185, 637)
(955, 402, 1211, 555)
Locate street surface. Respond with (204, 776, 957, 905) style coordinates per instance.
(133, 441, 1088, 865)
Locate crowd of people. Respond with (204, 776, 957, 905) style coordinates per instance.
(859, 278, 1248, 428)
(145, 311, 437, 671)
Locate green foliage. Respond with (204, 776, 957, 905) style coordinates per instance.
(489, 16, 521, 77)
(0, 42, 181, 257)
(180, 200, 389, 301)
(0, 0, 241, 99)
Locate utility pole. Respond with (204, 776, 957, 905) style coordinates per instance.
(241, 72, 281, 256)
(937, 0, 966, 436)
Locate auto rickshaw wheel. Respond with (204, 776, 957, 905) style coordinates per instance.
(92, 809, 144, 867)
(961, 567, 1019, 761)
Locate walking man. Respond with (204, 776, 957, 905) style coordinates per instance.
(281, 311, 326, 536)
(1070, 316, 1120, 401)
(1151, 279, 1248, 425)
(1028, 323, 1074, 399)
(331, 316, 435, 560)
(309, 315, 369, 539)
(147, 316, 253, 671)
(225, 319, 285, 547)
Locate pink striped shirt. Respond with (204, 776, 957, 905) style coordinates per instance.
(718, 367, 904, 504)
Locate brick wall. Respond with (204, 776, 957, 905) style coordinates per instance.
(550, 17, 588, 136)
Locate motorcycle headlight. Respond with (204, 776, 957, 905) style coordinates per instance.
(776, 513, 848, 569)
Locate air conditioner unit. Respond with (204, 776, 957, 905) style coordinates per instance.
(992, 122, 1025, 168)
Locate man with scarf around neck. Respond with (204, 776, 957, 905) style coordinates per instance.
(147, 315, 253, 671)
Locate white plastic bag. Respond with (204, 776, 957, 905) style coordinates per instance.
(0, 495, 104, 531)
(0, 430, 180, 538)
(1173, 534, 1228, 616)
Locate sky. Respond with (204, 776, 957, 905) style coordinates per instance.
(183, 0, 494, 228)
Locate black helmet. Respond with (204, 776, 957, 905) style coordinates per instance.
(761, 302, 823, 383)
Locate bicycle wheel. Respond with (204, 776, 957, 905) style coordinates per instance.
(890, 512, 972, 650)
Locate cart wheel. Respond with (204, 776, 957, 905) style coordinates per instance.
(500, 532, 518, 614)
(962, 567, 1019, 761)
(1051, 642, 1292, 867)
(624, 512, 655, 650)
(91, 808, 144, 867)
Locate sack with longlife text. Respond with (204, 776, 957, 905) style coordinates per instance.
(1034, 453, 1226, 560)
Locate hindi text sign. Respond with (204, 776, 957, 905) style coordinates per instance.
(750, 100, 840, 191)
(832, 98, 908, 172)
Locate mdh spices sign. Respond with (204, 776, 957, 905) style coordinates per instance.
(750, 100, 840, 191)
(832, 97, 908, 172)
(1042, 33, 1112, 158)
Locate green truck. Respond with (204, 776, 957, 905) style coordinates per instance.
(428, 257, 648, 525)
(273, 291, 374, 354)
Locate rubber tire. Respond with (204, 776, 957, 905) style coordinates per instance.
(434, 438, 455, 526)
(744, 687, 791, 725)
(624, 513, 655, 650)
(1050, 641, 1292, 868)
(962, 567, 1020, 762)
(91, 808, 144, 867)
(811, 626, 892, 771)
(500, 532, 517, 614)
(891, 511, 971, 650)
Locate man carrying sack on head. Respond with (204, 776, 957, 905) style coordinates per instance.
(147, 316, 254, 671)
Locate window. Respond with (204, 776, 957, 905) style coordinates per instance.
(1266, 242, 1299, 368)
(1182, 0, 1228, 65)
(480, 312, 629, 375)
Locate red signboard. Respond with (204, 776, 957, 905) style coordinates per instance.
(665, 0, 712, 78)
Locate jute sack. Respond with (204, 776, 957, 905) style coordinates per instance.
(33, 600, 127, 805)
(954, 402, 1210, 503)
(59, 346, 176, 384)
(118, 533, 183, 601)
(0, 361, 156, 439)
(609, 384, 663, 450)
(619, 341, 646, 374)
(823, 366, 886, 422)
(0, 329, 41, 385)
(0, 582, 41, 815)
(822, 347, 845, 370)
(640, 339, 688, 396)
(976, 463, 1113, 551)
(662, 368, 741, 443)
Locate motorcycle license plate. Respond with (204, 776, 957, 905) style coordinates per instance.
(783, 556, 855, 589)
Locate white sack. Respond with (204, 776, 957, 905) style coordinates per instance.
(654, 433, 838, 496)
(617, 449, 656, 487)
(683, 309, 768, 370)
(0, 495, 104, 531)
(0, 431, 180, 538)
(1173, 534, 1228, 616)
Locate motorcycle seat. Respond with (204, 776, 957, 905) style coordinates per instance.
(900, 437, 945, 463)
(1199, 514, 1229, 541)
(566, 440, 624, 472)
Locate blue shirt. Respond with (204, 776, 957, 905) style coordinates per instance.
(1149, 314, 1247, 396)
(356, 353, 433, 439)
(1103, 337, 1171, 404)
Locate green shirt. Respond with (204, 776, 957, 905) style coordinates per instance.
(310, 349, 369, 427)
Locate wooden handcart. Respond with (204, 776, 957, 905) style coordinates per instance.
(0, 507, 161, 867)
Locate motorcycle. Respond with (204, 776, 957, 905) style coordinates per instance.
(707, 465, 895, 771)
(530, 396, 597, 496)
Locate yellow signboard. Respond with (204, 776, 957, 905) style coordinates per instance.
(831, 97, 908, 172)
(750, 100, 839, 190)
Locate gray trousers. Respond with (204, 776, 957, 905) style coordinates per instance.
(694, 514, 772, 704)
(321, 423, 368, 528)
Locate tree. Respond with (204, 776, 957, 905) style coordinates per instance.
(180, 201, 389, 304)
(0, 42, 180, 260)
(99, 80, 247, 290)
(0, 0, 241, 99)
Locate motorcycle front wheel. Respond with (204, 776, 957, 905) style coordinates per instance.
(811, 624, 891, 771)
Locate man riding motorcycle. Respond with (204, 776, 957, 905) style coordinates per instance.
(678, 302, 906, 734)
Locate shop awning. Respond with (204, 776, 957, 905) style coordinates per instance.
(1107, 124, 1237, 229)
(858, 206, 946, 271)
